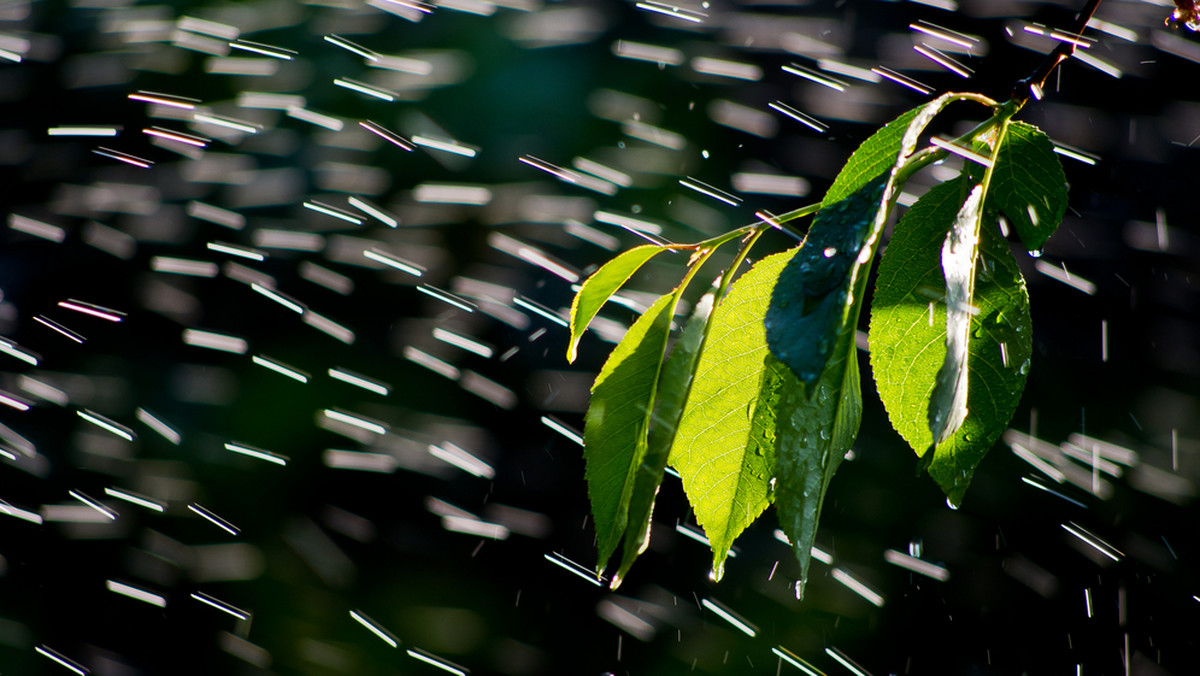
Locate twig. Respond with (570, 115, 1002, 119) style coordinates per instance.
(1011, 0, 1105, 103)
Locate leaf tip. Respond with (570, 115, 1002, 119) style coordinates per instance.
(915, 443, 936, 476)
(708, 561, 726, 583)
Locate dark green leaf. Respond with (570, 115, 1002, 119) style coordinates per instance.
(869, 177, 1033, 505)
(768, 93, 965, 385)
(773, 327, 861, 598)
(568, 244, 668, 363)
(584, 292, 675, 571)
(765, 174, 887, 384)
(669, 249, 795, 580)
(766, 95, 967, 589)
(990, 121, 1067, 252)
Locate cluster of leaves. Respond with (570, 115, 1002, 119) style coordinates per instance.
(567, 91, 1067, 595)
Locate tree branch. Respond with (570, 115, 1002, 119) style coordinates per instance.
(1011, 0, 1105, 103)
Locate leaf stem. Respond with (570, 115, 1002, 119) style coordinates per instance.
(716, 200, 822, 296)
(758, 201, 823, 229)
(716, 225, 771, 299)
(676, 201, 823, 253)
(895, 98, 1019, 186)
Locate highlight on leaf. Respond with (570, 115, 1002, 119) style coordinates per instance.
(927, 182, 985, 448)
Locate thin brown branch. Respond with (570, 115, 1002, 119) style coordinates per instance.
(1011, 0, 1105, 104)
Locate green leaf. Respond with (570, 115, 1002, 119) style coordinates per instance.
(823, 93, 960, 207)
(773, 325, 861, 598)
(768, 93, 966, 385)
(765, 173, 887, 384)
(611, 290, 714, 589)
(669, 249, 796, 581)
(766, 95, 968, 591)
(568, 244, 668, 363)
(584, 292, 676, 571)
(869, 177, 1033, 505)
(990, 121, 1067, 252)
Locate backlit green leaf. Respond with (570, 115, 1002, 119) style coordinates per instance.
(669, 249, 796, 580)
(568, 244, 668, 363)
(869, 177, 1033, 505)
(584, 292, 676, 571)
(990, 121, 1067, 252)
(612, 291, 714, 589)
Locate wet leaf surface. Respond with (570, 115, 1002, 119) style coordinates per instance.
(870, 177, 1033, 505)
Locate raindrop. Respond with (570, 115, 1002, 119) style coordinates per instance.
(946, 498, 960, 510)
(1028, 248, 1044, 258)
(823, 246, 837, 258)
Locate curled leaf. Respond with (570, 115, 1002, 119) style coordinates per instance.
(928, 183, 985, 447)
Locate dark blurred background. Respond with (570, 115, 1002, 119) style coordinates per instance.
(0, 0, 1198, 674)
